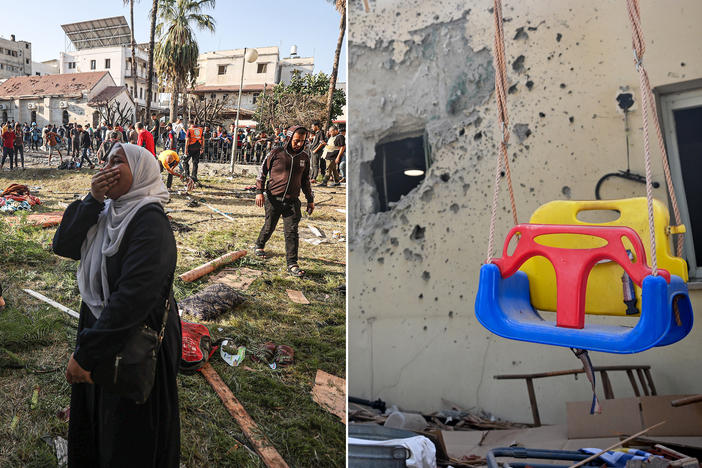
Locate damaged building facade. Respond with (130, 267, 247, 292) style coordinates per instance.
(348, 0, 702, 424)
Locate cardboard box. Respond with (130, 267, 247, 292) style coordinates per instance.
(567, 397, 642, 439)
(641, 395, 702, 436)
(567, 395, 702, 438)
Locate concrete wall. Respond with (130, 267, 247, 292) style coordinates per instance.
(0, 37, 31, 79)
(278, 57, 315, 85)
(32, 60, 59, 76)
(348, 0, 702, 424)
(197, 47, 280, 87)
(60, 47, 162, 108)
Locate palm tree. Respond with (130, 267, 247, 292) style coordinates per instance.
(145, 0, 159, 122)
(122, 0, 139, 122)
(324, 0, 346, 130)
(155, 0, 216, 122)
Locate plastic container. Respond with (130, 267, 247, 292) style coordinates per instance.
(348, 424, 415, 468)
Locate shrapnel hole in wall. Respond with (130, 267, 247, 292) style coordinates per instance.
(371, 134, 430, 212)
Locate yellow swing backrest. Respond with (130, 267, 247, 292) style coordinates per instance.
(519, 197, 687, 316)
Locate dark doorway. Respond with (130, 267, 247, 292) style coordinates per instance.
(674, 105, 702, 256)
(30, 110, 36, 123)
(62, 110, 69, 125)
(372, 134, 429, 212)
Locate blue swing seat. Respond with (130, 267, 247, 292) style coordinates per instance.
(474, 224, 692, 354)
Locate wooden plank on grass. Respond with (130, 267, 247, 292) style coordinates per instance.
(286, 289, 310, 305)
(311, 370, 346, 424)
(211, 267, 262, 290)
(179, 250, 247, 283)
(4, 211, 64, 228)
(200, 363, 289, 468)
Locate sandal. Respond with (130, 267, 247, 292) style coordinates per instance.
(287, 265, 305, 277)
(274, 345, 294, 367)
(254, 248, 266, 258)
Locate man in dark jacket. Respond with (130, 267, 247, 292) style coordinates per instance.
(254, 125, 314, 277)
(78, 125, 94, 169)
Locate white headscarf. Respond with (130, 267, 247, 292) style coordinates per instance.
(77, 143, 170, 318)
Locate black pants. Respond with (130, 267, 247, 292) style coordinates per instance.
(183, 146, 200, 182)
(80, 148, 92, 168)
(255, 195, 302, 267)
(310, 151, 323, 180)
(14, 145, 24, 168)
(1, 147, 14, 168)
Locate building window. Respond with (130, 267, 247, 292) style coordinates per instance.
(139, 88, 143, 99)
(661, 88, 702, 278)
(218, 65, 227, 75)
(25, 44, 29, 49)
(35, 72, 40, 76)
(68, 62, 76, 69)
(253, 92, 261, 104)
(257, 63, 267, 74)
(210, 93, 216, 99)
(25, 59, 29, 64)
(105, 58, 111, 68)
(90, 60, 96, 70)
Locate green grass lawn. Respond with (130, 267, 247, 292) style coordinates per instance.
(0, 165, 346, 467)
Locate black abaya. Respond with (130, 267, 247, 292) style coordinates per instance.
(53, 194, 181, 468)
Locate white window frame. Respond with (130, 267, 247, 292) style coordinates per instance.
(660, 87, 702, 278)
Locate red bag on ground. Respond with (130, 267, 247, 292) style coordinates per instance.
(180, 320, 216, 374)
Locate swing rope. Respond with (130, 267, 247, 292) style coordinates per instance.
(487, 0, 686, 266)
(486, 0, 519, 263)
(625, 0, 685, 263)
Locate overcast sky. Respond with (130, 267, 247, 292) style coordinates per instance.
(0, 0, 347, 81)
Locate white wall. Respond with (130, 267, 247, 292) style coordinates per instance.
(197, 46, 279, 87)
(278, 57, 314, 84)
(60, 46, 163, 108)
(348, 0, 702, 425)
(32, 60, 59, 76)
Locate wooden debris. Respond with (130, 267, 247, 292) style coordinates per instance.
(200, 363, 289, 468)
(311, 370, 346, 423)
(3, 211, 63, 228)
(286, 289, 310, 305)
(571, 421, 667, 468)
(179, 250, 247, 283)
(211, 267, 262, 290)
(24, 289, 80, 319)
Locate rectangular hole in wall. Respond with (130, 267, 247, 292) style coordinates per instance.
(371, 133, 429, 212)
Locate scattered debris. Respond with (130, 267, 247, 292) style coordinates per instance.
(169, 219, 192, 233)
(2, 210, 64, 228)
(286, 289, 310, 305)
(307, 224, 325, 238)
(186, 199, 200, 208)
(199, 363, 291, 468)
(179, 250, 247, 282)
(23, 289, 80, 319)
(219, 340, 246, 367)
(311, 370, 346, 423)
(57, 406, 70, 422)
(30, 386, 40, 410)
(211, 267, 263, 291)
(178, 283, 245, 320)
(41, 435, 68, 467)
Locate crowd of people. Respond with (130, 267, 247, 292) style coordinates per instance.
(0, 117, 347, 191)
